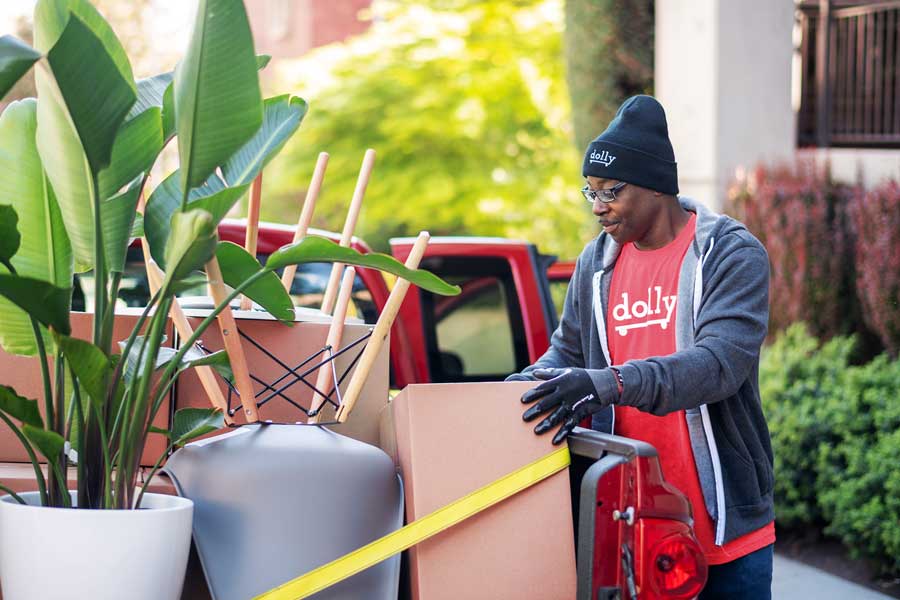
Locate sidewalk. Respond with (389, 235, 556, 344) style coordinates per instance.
(773, 553, 894, 599)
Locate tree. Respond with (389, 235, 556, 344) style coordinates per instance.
(264, 0, 594, 258)
(563, 0, 654, 152)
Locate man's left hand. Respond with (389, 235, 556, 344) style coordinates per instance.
(521, 367, 611, 444)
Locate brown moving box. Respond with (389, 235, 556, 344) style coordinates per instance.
(387, 382, 577, 600)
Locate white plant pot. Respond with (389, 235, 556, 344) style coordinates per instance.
(0, 491, 193, 600)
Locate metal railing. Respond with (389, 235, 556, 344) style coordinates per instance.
(797, 0, 900, 147)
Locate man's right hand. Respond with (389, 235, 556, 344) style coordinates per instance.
(521, 367, 609, 444)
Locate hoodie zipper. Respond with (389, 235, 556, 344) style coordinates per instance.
(693, 237, 728, 545)
(592, 269, 615, 433)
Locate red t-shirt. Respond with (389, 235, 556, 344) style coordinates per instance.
(606, 213, 774, 564)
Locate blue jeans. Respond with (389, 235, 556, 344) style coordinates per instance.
(698, 544, 773, 600)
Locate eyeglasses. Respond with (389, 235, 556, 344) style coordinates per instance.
(582, 181, 627, 204)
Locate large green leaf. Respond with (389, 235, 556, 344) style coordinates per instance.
(23, 424, 65, 462)
(137, 57, 266, 144)
(34, 0, 134, 84)
(0, 36, 41, 101)
(118, 335, 169, 383)
(178, 348, 233, 383)
(34, 0, 136, 271)
(34, 64, 94, 272)
(129, 73, 176, 143)
(130, 214, 144, 239)
(45, 14, 136, 174)
(0, 99, 71, 355)
(127, 72, 172, 121)
(266, 236, 461, 296)
(119, 340, 232, 385)
(0, 205, 20, 265)
(163, 209, 218, 285)
(97, 107, 162, 201)
(221, 95, 308, 186)
(56, 335, 110, 408)
(100, 177, 142, 273)
(162, 82, 176, 142)
(0, 385, 43, 428)
(144, 169, 247, 269)
(175, 0, 263, 193)
(216, 242, 294, 323)
(169, 272, 207, 296)
(0, 277, 71, 337)
(171, 407, 224, 447)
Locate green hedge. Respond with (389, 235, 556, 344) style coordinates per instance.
(761, 324, 900, 574)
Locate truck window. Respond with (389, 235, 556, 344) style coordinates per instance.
(418, 256, 529, 382)
(549, 279, 569, 321)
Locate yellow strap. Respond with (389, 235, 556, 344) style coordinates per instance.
(256, 446, 571, 600)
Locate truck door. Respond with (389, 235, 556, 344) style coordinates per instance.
(390, 238, 559, 384)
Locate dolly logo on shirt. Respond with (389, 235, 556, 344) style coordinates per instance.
(612, 287, 676, 336)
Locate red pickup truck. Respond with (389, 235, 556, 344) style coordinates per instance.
(4, 220, 708, 599)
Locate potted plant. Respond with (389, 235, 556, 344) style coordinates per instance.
(0, 1, 457, 598)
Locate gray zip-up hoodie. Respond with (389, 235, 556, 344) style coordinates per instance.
(522, 196, 774, 545)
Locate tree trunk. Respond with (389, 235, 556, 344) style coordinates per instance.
(564, 0, 655, 152)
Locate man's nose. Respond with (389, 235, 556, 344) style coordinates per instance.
(592, 199, 608, 217)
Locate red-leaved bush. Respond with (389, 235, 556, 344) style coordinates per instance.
(726, 161, 862, 342)
(850, 180, 900, 356)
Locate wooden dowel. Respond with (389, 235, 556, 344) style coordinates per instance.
(240, 172, 263, 310)
(281, 152, 329, 292)
(206, 256, 259, 423)
(308, 267, 356, 424)
(138, 193, 232, 424)
(335, 231, 429, 423)
(320, 148, 375, 314)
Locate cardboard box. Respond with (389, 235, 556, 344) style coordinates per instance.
(388, 382, 577, 600)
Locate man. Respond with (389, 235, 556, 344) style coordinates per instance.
(508, 95, 775, 599)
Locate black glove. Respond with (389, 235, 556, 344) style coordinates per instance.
(521, 367, 608, 444)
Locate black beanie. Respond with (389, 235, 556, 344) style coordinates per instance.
(582, 95, 679, 195)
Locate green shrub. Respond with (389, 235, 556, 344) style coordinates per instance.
(761, 324, 900, 576)
(760, 324, 855, 526)
(815, 355, 900, 573)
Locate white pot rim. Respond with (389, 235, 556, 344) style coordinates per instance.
(0, 491, 193, 512)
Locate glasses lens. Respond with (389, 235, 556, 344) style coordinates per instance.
(582, 186, 595, 203)
(582, 186, 613, 203)
(583, 182, 625, 203)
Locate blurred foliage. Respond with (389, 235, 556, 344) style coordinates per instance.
(761, 324, 900, 576)
(564, 0, 654, 152)
(850, 180, 900, 357)
(726, 160, 878, 354)
(264, 0, 594, 256)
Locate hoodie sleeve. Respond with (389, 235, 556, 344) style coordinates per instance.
(613, 237, 769, 415)
(518, 252, 588, 376)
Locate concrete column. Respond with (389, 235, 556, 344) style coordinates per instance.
(655, 0, 795, 210)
